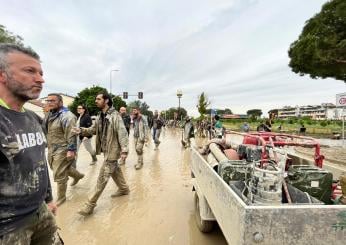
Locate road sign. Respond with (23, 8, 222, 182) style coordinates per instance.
(336, 93, 346, 147)
(336, 92, 346, 107)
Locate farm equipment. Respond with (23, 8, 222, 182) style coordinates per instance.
(191, 131, 346, 244)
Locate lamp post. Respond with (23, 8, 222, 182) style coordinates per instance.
(177, 89, 183, 121)
(109, 69, 119, 94)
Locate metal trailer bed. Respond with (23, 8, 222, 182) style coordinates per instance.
(191, 146, 346, 245)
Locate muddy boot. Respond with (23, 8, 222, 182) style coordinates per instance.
(111, 168, 129, 197)
(135, 163, 143, 170)
(111, 189, 129, 198)
(340, 173, 346, 205)
(56, 182, 67, 206)
(90, 155, 97, 165)
(154, 144, 159, 150)
(118, 158, 125, 165)
(135, 155, 143, 170)
(78, 202, 96, 216)
(69, 167, 85, 186)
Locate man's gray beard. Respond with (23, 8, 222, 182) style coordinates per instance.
(6, 72, 40, 101)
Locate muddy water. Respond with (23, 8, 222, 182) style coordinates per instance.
(51, 128, 227, 245)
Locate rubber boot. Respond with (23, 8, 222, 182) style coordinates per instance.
(135, 155, 143, 170)
(90, 155, 97, 165)
(340, 173, 346, 205)
(69, 167, 85, 186)
(78, 202, 96, 216)
(56, 182, 67, 206)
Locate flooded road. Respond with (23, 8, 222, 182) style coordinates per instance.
(52, 128, 227, 245)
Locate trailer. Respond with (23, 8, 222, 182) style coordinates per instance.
(191, 133, 346, 245)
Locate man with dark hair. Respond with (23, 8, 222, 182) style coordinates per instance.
(132, 107, 148, 169)
(45, 93, 85, 206)
(152, 110, 164, 150)
(97, 91, 113, 107)
(74, 91, 129, 216)
(76, 104, 97, 165)
(0, 43, 63, 244)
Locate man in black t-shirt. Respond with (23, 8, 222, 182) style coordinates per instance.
(0, 44, 62, 244)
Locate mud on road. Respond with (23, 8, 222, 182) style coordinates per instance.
(51, 128, 227, 245)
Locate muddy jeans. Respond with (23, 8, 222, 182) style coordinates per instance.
(134, 138, 144, 164)
(48, 150, 73, 184)
(0, 203, 63, 245)
(152, 128, 161, 146)
(48, 149, 82, 184)
(88, 160, 129, 206)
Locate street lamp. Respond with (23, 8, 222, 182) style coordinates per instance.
(109, 69, 119, 94)
(177, 89, 183, 121)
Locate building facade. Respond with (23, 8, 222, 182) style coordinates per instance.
(277, 103, 344, 120)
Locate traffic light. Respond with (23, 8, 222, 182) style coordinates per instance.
(138, 92, 143, 99)
(123, 92, 128, 99)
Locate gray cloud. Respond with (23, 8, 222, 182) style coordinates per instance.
(0, 0, 344, 116)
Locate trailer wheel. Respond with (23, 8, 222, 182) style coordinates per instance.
(194, 192, 214, 233)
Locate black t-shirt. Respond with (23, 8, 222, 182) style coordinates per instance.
(78, 113, 93, 140)
(121, 114, 131, 130)
(0, 106, 52, 237)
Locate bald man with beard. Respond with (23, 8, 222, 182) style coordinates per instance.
(118, 106, 131, 165)
(119, 106, 131, 135)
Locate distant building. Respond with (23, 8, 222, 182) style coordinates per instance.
(277, 103, 343, 120)
(24, 99, 45, 118)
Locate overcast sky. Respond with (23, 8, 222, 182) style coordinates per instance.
(1, 0, 345, 116)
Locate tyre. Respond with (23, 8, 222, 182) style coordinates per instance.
(194, 192, 214, 233)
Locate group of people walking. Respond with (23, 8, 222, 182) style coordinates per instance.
(0, 43, 168, 244)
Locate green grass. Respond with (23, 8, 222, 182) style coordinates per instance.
(221, 120, 343, 136)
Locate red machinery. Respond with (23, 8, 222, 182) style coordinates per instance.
(226, 131, 325, 168)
